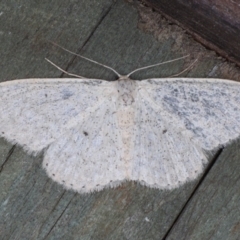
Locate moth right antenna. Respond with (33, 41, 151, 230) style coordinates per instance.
(168, 58, 198, 77)
(126, 55, 190, 78)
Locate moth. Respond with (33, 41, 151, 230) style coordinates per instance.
(1, 52, 240, 193)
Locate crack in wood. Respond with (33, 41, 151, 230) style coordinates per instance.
(161, 147, 223, 240)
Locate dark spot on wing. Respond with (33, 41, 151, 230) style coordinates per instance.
(190, 93, 199, 102)
(61, 89, 74, 100)
(83, 131, 88, 136)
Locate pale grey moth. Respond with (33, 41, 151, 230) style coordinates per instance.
(1, 57, 240, 193)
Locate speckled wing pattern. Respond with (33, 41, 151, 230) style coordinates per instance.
(132, 78, 240, 189)
(142, 79, 240, 150)
(0, 77, 240, 193)
(0, 79, 112, 152)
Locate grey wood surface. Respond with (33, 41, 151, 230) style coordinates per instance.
(142, 0, 240, 67)
(0, 1, 240, 239)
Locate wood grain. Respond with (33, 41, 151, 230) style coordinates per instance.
(167, 139, 240, 240)
(142, 0, 240, 66)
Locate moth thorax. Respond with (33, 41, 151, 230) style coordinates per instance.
(117, 78, 137, 106)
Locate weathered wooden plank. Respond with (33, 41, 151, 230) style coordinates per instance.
(142, 0, 240, 67)
(0, 0, 240, 239)
(0, 0, 114, 81)
(166, 139, 240, 240)
(0, 138, 13, 167)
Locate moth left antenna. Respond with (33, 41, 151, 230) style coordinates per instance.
(50, 42, 121, 78)
(45, 58, 85, 78)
